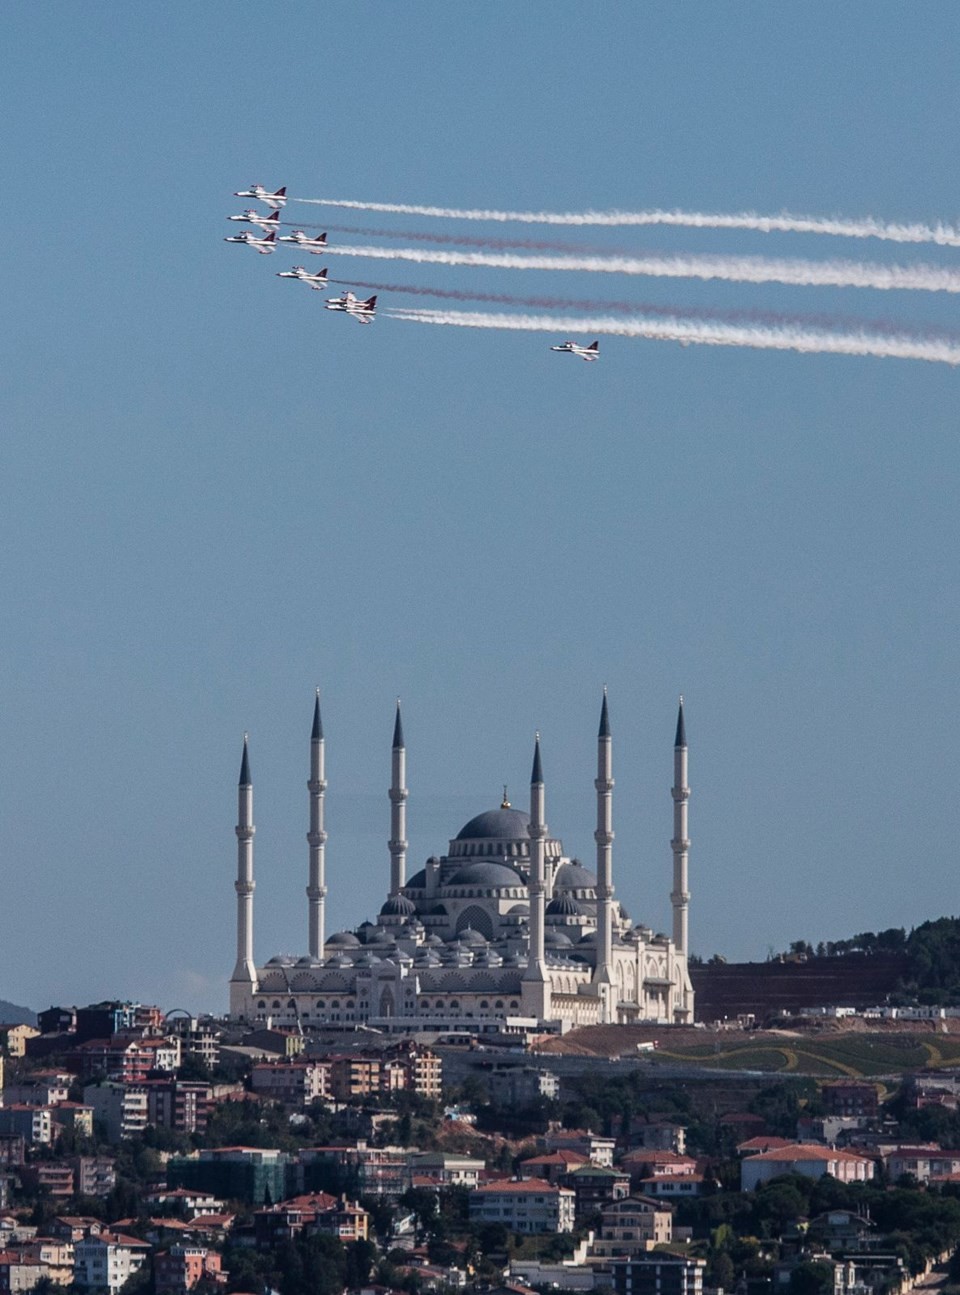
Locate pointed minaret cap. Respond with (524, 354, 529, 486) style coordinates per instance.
(311, 689, 323, 741)
(674, 695, 687, 748)
(531, 732, 543, 784)
(239, 734, 252, 786)
(599, 686, 611, 738)
(392, 699, 405, 749)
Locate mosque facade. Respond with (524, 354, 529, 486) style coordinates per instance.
(228, 694, 694, 1031)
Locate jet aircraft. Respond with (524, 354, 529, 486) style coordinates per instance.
(233, 184, 287, 209)
(223, 230, 277, 254)
(276, 265, 330, 290)
(550, 340, 600, 361)
(325, 292, 377, 323)
(278, 230, 328, 253)
(227, 209, 280, 232)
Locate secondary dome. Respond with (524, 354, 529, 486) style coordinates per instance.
(447, 861, 524, 889)
(554, 861, 598, 891)
(455, 807, 531, 841)
(380, 894, 417, 917)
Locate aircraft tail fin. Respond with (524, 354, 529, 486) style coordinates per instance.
(365, 295, 377, 308)
(588, 341, 599, 351)
(274, 187, 287, 197)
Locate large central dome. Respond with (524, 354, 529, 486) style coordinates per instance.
(455, 807, 531, 841)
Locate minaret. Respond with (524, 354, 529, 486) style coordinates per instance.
(671, 697, 691, 955)
(521, 735, 551, 1019)
(230, 735, 257, 1017)
(388, 701, 408, 897)
(593, 689, 616, 1023)
(306, 691, 327, 959)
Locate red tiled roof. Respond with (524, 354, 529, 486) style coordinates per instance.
(745, 1143, 871, 1164)
(473, 1178, 562, 1194)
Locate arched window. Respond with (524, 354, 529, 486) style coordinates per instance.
(257, 1001, 266, 1010)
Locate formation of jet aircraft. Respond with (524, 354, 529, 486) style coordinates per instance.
(223, 230, 277, 254)
(276, 265, 330, 290)
(278, 229, 328, 253)
(227, 209, 280, 232)
(325, 292, 377, 323)
(550, 340, 600, 361)
(226, 184, 605, 352)
(233, 184, 287, 209)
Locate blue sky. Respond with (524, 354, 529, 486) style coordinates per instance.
(2, 4, 959, 1014)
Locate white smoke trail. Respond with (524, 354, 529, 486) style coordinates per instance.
(382, 307, 960, 366)
(321, 242, 960, 294)
(295, 197, 960, 249)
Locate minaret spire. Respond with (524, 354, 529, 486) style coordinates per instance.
(671, 696, 691, 956)
(388, 700, 408, 897)
(306, 690, 328, 959)
(522, 733, 551, 1020)
(230, 735, 258, 1018)
(593, 689, 616, 1022)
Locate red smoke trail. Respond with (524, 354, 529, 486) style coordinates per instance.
(322, 277, 960, 343)
(279, 220, 616, 255)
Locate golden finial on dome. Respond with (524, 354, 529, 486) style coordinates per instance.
(501, 784, 511, 809)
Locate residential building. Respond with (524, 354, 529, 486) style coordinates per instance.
(884, 1146, 960, 1183)
(20, 1165, 74, 1198)
(521, 1150, 589, 1184)
(72, 1157, 117, 1199)
(145, 1079, 214, 1134)
(0, 1253, 45, 1293)
(250, 1061, 330, 1108)
(822, 1082, 880, 1120)
(0, 1027, 40, 1059)
(543, 1129, 615, 1167)
(609, 1254, 705, 1295)
(741, 1144, 875, 1190)
(54, 1103, 95, 1138)
(487, 1066, 559, 1106)
(2, 1073, 72, 1107)
(329, 1056, 381, 1102)
(469, 1178, 576, 1234)
(154, 1245, 224, 1295)
(407, 1153, 486, 1187)
(83, 1082, 149, 1143)
(562, 1164, 630, 1220)
(73, 1232, 150, 1295)
(637, 1174, 706, 1199)
(0, 1108, 53, 1146)
(590, 1195, 674, 1257)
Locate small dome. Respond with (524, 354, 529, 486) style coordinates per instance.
(545, 930, 573, 947)
(404, 869, 427, 891)
(507, 902, 530, 915)
(380, 894, 417, 917)
(448, 861, 524, 888)
(326, 953, 355, 967)
(456, 927, 488, 946)
(546, 894, 582, 917)
(554, 861, 598, 891)
(296, 955, 322, 967)
(325, 930, 361, 949)
(354, 952, 382, 967)
(455, 808, 531, 841)
(422, 933, 444, 947)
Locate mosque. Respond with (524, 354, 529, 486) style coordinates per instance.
(228, 693, 694, 1031)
